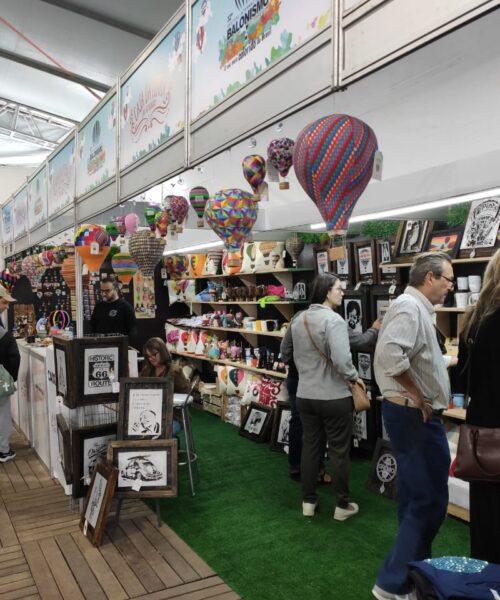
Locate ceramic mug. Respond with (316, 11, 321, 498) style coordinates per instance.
(456, 277, 469, 291)
(468, 292, 480, 305)
(468, 275, 482, 293)
(452, 394, 465, 409)
(455, 292, 469, 309)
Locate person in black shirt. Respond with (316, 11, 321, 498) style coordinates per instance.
(89, 277, 137, 344)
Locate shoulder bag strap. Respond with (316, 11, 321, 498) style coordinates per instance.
(303, 312, 331, 365)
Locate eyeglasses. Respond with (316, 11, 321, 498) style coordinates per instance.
(439, 274, 455, 288)
(146, 351, 159, 360)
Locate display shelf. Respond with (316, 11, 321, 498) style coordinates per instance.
(436, 307, 466, 313)
(381, 257, 491, 269)
(177, 268, 312, 280)
(169, 324, 285, 338)
(170, 349, 287, 379)
(189, 300, 307, 305)
(443, 407, 466, 421)
(447, 502, 470, 522)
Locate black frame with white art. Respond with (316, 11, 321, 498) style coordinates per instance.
(270, 402, 292, 453)
(239, 402, 273, 442)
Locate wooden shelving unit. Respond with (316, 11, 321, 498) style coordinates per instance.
(177, 268, 312, 280)
(381, 256, 491, 268)
(168, 323, 285, 339)
(436, 307, 466, 313)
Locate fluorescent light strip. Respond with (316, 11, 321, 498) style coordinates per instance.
(163, 241, 224, 255)
(309, 187, 500, 229)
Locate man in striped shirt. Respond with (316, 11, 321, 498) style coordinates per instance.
(372, 252, 455, 600)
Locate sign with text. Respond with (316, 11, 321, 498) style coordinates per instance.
(13, 187, 28, 238)
(28, 166, 48, 230)
(76, 95, 117, 197)
(190, 0, 331, 120)
(1, 201, 13, 244)
(48, 139, 75, 216)
(120, 18, 186, 170)
(83, 347, 119, 396)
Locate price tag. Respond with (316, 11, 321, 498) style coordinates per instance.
(388, 284, 396, 295)
(132, 480, 142, 492)
(83, 519, 88, 536)
(372, 150, 383, 181)
(90, 241, 99, 255)
(160, 268, 167, 279)
(112, 382, 120, 393)
(355, 282, 362, 291)
(353, 438, 359, 448)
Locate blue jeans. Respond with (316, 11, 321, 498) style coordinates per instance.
(376, 400, 450, 594)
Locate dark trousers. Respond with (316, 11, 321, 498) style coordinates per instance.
(376, 401, 450, 595)
(297, 396, 353, 508)
(286, 376, 302, 473)
(469, 480, 500, 563)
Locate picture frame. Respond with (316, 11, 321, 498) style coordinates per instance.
(54, 336, 129, 408)
(370, 286, 403, 324)
(366, 438, 398, 500)
(375, 239, 401, 285)
(353, 240, 378, 285)
(56, 413, 72, 485)
(107, 439, 178, 499)
(426, 228, 463, 259)
(79, 458, 117, 547)
(351, 388, 376, 453)
(458, 197, 500, 258)
(356, 351, 373, 384)
(341, 288, 369, 334)
(239, 401, 273, 442)
(313, 247, 330, 275)
(393, 220, 433, 262)
(72, 423, 117, 498)
(118, 377, 174, 440)
(333, 242, 353, 285)
(270, 402, 292, 453)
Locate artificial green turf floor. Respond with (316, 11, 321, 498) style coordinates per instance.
(159, 410, 469, 600)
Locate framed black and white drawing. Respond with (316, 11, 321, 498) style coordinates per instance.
(72, 423, 117, 498)
(107, 439, 178, 499)
(80, 459, 117, 547)
(367, 438, 398, 500)
(342, 289, 369, 334)
(270, 402, 291, 453)
(357, 352, 372, 383)
(56, 413, 72, 484)
(375, 239, 401, 285)
(394, 220, 433, 262)
(333, 242, 353, 285)
(370, 286, 403, 324)
(313, 248, 330, 275)
(239, 402, 273, 442)
(353, 240, 378, 285)
(118, 378, 174, 440)
(459, 197, 500, 258)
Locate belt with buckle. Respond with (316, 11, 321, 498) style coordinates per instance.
(384, 396, 444, 417)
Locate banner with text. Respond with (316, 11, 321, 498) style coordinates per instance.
(2, 201, 13, 244)
(120, 18, 186, 171)
(48, 140, 75, 217)
(190, 0, 331, 120)
(13, 187, 28, 239)
(76, 95, 117, 197)
(28, 166, 48, 230)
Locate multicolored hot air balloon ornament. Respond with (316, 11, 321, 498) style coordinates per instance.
(162, 195, 178, 239)
(293, 114, 378, 260)
(189, 187, 209, 227)
(205, 188, 258, 268)
(128, 229, 166, 277)
(74, 224, 110, 273)
(144, 206, 160, 234)
(106, 222, 120, 242)
(267, 137, 294, 189)
(154, 210, 169, 238)
(242, 155, 266, 201)
(170, 196, 189, 233)
(111, 252, 137, 292)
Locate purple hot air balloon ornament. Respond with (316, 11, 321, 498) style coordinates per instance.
(242, 155, 266, 201)
(267, 137, 294, 190)
(189, 186, 209, 227)
(170, 195, 189, 233)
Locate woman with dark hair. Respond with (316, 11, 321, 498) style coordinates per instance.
(288, 273, 363, 520)
(141, 337, 192, 435)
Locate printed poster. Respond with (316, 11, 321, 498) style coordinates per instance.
(120, 18, 186, 170)
(1, 201, 13, 244)
(128, 388, 163, 436)
(133, 272, 156, 319)
(76, 95, 117, 197)
(48, 139, 75, 216)
(28, 167, 48, 230)
(83, 347, 119, 396)
(190, 0, 331, 120)
(13, 188, 28, 238)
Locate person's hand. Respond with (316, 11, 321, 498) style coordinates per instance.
(371, 319, 382, 331)
(449, 356, 458, 367)
(356, 378, 366, 391)
(407, 390, 433, 423)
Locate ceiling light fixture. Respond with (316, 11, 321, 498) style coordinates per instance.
(163, 240, 224, 255)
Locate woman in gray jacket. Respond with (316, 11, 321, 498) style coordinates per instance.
(290, 273, 363, 520)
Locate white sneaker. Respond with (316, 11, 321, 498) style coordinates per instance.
(372, 584, 416, 600)
(302, 501, 318, 517)
(333, 502, 359, 521)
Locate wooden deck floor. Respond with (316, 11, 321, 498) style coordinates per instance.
(0, 431, 240, 600)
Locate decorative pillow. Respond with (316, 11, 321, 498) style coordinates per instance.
(188, 254, 206, 277)
(165, 324, 180, 352)
(258, 377, 288, 408)
(186, 330, 198, 354)
(240, 242, 258, 273)
(226, 367, 249, 396)
(166, 279, 196, 305)
(222, 249, 242, 275)
(202, 250, 223, 275)
(254, 241, 285, 271)
(195, 330, 210, 355)
(215, 365, 228, 394)
(242, 377, 262, 406)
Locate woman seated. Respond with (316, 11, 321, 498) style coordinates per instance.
(140, 337, 193, 435)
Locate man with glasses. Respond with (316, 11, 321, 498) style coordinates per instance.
(89, 277, 137, 345)
(372, 252, 454, 600)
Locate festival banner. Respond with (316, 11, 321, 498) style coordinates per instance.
(120, 18, 186, 171)
(2, 200, 14, 244)
(13, 187, 28, 239)
(28, 166, 48, 230)
(190, 0, 332, 120)
(48, 139, 75, 217)
(76, 95, 117, 197)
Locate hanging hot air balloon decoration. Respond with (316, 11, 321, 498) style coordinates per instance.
(267, 137, 294, 189)
(0, 270, 18, 293)
(205, 188, 258, 268)
(124, 212, 140, 236)
(285, 233, 305, 268)
(128, 229, 166, 277)
(170, 195, 189, 233)
(106, 222, 120, 242)
(111, 252, 137, 292)
(293, 114, 378, 260)
(113, 215, 126, 237)
(144, 206, 160, 233)
(162, 195, 178, 238)
(242, 155, 266, 201)
(189, 186, 209, 227)
(74, 224, 110, 273)
(21, 255, 40, 291)
(154, 210, 169, 238)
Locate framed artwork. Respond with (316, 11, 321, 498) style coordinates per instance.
(54, 336, 129, 408)
(352, 387, 378, 453)
(333, 242, 353, 285)
(270, 402, 292, 453)
(353, 240, 378, 285)
(370, 286, 403, 324)
(118, 378, 174, 440)
(56, 413, 72, 484)
(239, 402, 273, 442)
(341, 289, 369, 334)
(72, 423, 117, 498)
(459, 197, 500, 258)
(393, 220, 433, 262)
(356, 352, 373, 383)
(79, 459, 117, 547)
(427, 229, 463, 259)
(366, 438, 398, 500)
(107, 439, 178, 499)
(313, 248, 330, 275)
(375, 239, 401, 285)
